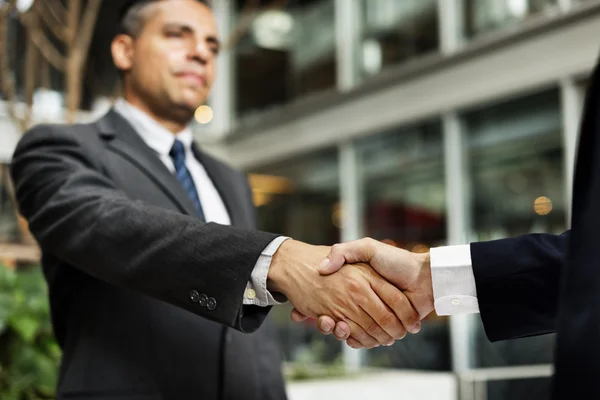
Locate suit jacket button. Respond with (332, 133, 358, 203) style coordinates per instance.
(190, 290, 200, 303)
(207, 297, 217, 311)
(199, 294, 208, 307)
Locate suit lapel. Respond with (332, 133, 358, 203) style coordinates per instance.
(96, 110, 199, 217)
(192, 144, 247, 227)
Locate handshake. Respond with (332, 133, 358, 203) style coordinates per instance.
(267, 238, 435, 349)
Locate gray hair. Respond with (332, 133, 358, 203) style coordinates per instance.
(119, 0, 210, 38)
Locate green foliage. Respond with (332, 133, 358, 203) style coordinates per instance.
(285, 339, 349, 382)
(0, 264, 61, 400)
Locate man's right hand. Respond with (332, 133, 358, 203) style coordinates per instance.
(268, 239, 421, 348)
(289, 238, 435, 348)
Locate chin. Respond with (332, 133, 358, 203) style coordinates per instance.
(181, 101, 201, 110)
(181, 88, 207, 105)
(172, 96, 201, 110)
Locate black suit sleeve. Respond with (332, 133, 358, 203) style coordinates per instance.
(471, 231, 569, 342)
(10, 125, 278, 333)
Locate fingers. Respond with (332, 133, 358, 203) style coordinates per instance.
(316, 315, 337, 335)
(319, 238, 379, 275)
(346, 337, 364, 349)
(294, 311, 351, 341)
(344, 319, 385, 349)
(371, 279, 421, 335)
(332, 320, 351, 340)
(354, 300, 397, 345)
(291, 308, 309, 323)
(312, 309, 387, 347)
(357, 288, 405, 343)
(293, 311, 351, 340)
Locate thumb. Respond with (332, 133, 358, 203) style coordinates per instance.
(318, 245, 347, 275)
(318, 238, 377, 275)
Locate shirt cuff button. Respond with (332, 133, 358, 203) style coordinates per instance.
(246, 288, 257, 300)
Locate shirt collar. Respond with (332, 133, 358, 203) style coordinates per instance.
(113, 98, 193, 156)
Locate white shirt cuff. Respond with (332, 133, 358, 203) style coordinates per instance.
(242, 236, 290, 307)
(430, 244, 480, 315)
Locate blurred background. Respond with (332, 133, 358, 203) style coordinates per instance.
(0, 0, 596, 399)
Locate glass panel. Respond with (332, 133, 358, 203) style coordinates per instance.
(359, 0, 439, 78)
(464, 0, 558, 39)
(234, 0, 336, 118)
(464, 89, 563, 396)
(249, 149, 341, 370)
(356, 121, 451, 371)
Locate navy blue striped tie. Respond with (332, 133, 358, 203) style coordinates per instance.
(169, 140, 206, 221)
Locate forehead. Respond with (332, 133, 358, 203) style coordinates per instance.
(145, 0, 218, 34)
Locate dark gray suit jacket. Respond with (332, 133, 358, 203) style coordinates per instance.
(10, 110, 286, 400)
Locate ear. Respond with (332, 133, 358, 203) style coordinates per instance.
(111, 34, 135, 73)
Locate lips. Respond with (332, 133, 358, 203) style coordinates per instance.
(177, 72, 206, 87)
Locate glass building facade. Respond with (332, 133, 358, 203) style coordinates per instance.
(211, 1, 600, 398)
(234, 0, 337, 117)
(248, 85, 569, 375)
(359, 0, 440, 77)
(464, 0, 559, 38)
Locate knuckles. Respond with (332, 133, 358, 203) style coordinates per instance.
(379, 312, 400, 331)
(386, 290, 407, 310)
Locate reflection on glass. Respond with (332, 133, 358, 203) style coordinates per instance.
(0, 164, 18, 244)
(356, 121, 450, 371)
(249, 149, 341, 370)
(465, 89, 563, 399)
(360, 0, 439, 77)
(464, 0, 558, 38)
(234, 0, 336, 118)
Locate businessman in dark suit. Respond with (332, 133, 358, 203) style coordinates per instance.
(295, 50, 600, 400)
(9, 0, 421, 399)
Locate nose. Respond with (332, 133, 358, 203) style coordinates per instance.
(189, 40, 210, 65)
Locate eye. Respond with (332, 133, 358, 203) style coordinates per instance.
(166, 30, 184, 38)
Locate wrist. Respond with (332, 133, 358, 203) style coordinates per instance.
(267, 239, 330, 299)
(415, 251, 434, 312)
(267, 239, 300, 296)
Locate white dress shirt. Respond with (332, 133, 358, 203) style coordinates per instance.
(430, 245, 480, 315)
(114, 99, 286, 307)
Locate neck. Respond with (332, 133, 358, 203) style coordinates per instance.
(123, 95, 189, 135)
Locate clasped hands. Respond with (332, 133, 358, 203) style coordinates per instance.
(267, 238, 435, 349)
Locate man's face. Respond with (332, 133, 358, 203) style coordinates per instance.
(115, 0, 220, 119)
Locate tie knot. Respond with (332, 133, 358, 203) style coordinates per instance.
(169, 139, 186, 161)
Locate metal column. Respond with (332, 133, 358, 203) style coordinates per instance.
(334, 0, 361, 92)
(209, 0, 235, 139)
(335, 0, 364, 371)
(560, 78, 583, 226)
(558, 0, 574, 13)
(438, 0, 465, 55)
(443, 112, 476, 373)
(338, 141, 365, 371)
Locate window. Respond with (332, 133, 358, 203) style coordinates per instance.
(464, 89, 563, 398)
(356, 121, 450, 371)
(359, 0, 439, 78)
(464, 0, 558, 38)
(234, 0, 337, 118)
